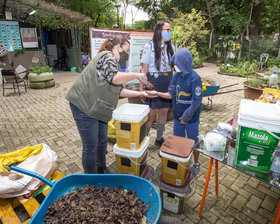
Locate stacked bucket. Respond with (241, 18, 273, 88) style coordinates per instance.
(112, 103, 150, 177)
(158, 136, 194, 214)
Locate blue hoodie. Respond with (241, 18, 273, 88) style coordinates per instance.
(168, 48, 202, 123)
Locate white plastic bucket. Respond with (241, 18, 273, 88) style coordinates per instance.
(235, 99, 280, 172)
(113, 104, 150, 150)
(114, 137, 150, 176)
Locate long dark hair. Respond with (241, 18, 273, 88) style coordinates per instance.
(99, 35, 130, 53)
(152, 20, 174, 71)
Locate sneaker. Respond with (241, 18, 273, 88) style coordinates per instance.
(155, 138, 165, 147)
(190, 163, 200, 180)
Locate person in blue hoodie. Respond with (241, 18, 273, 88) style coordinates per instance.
(148, 48, 202, 178)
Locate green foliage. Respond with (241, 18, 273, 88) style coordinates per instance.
(267, 57, 280, 68)
(31, 66, 53, 74)
(219, 60, 258, 77)
(245, 78, 267, 88)
(158, 8, 209, 65)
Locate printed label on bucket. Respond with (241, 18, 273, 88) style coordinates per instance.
(235, 126, 280, 172)
(163, 193, 179, 213)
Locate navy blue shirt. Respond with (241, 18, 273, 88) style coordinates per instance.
(168, 71, 202, 123)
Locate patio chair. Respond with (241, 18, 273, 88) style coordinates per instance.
(1, 69, 28, 96)
(260, 53, 269, 71)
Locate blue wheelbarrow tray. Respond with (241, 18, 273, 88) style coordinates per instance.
(9, 166, 161, 224)
(202, 81, 220, 96)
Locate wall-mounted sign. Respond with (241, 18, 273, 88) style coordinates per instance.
(0, 21, 22, 51)
(5, 12, 12, 20)
(20, 28, 38, 48)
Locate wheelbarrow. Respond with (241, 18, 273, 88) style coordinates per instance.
(202, 81, 244, 109)
(8, 165, 161, 224)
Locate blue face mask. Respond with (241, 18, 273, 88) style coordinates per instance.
(161, 31, 172, 42)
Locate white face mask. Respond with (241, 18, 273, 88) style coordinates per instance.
(174, 65, 181, 73)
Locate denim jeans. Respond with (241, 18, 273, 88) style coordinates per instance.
(70, 103, 108, 173)
(173, 119, 200, 143)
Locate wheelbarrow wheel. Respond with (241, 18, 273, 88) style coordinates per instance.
(157, 215, 184, 224)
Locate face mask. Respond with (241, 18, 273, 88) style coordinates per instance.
(119, 50, 129, 63)
(174, 65, 181, 73)
(161, 31, 172, 42)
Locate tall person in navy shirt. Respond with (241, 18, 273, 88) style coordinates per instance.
(140, 20, 175, 147)
(148, 48, 202, 179)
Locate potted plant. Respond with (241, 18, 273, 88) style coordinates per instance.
(28, 65, 55, 89)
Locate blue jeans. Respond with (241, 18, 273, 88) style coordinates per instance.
(70, 103, 108, 174)
(173, 119, 200, 143)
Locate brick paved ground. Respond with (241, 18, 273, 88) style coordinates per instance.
(0, 63, 279, 223)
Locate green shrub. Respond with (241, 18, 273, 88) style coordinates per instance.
(31, 66, 53, 74)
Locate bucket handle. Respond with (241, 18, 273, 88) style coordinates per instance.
(175, 151, 193, 169)
(7, 165, 55, 188)
(259, 125, 280, 140)
(127, 150, 149, 166)
(113, 120, 121, 127)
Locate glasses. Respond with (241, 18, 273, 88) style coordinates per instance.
(162, 28, 171, 32)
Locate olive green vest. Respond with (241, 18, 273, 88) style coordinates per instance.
(66, 51, 122, 123)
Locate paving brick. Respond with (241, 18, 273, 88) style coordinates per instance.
(232, 195, 247, 211)
(261, 195, 278, 212)
(242, 207, 268, 224)
(246, 195, 262, 211)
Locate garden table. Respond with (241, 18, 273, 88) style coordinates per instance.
(193, 138, 280, 224)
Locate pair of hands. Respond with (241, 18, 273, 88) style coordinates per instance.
(141, 90, 158, 99)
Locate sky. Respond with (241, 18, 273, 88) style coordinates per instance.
(122, 5, 149, 25)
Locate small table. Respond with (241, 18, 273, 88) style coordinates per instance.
(193, 139, 280, 224)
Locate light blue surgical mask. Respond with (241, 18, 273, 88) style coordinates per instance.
(161, 31, 172, 42)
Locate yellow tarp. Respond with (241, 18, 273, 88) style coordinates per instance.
(108, 119, 116, 139)
(0, 144, 43, 172)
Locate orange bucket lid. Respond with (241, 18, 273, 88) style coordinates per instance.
(160, 136, 194, 158)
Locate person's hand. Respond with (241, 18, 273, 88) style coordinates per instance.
(146, 90, 158, 96)
(142, 91, 157, 98)
(179, 117, 186, 125)
(136, 73, 148, 84)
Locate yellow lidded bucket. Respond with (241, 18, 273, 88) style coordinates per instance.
(114, 137, 149, 177)
(160, 136, 194, 186)
(113, 104, 150, 150)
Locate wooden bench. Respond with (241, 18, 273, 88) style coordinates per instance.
(0, 170, 64, 224)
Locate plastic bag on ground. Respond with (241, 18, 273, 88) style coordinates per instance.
(0, 144, 58, 198)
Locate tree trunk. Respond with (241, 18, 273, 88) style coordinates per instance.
(205, 0, 217, 58)
(247, 0, 254, 62)
(238, 31, 245, 61)
(251, 2, 262, 36)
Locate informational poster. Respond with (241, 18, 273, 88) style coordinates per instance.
(90, 28, 153, 72)
(0, 21, 22, 51)
(90, 28, 131, 60)
(130, 32, 153, 72)
(20, 28, 38, 48)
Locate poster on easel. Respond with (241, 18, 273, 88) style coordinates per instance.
(20, 28, 38, 48)
(0, 21, 22, 51)
(90, 28, 153, 73)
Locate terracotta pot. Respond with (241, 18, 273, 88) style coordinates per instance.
(243, 83, 263, 100)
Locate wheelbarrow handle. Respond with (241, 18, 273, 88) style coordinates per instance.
(9, 165, 55, 187)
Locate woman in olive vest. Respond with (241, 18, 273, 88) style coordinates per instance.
(66, 36, 154, 174)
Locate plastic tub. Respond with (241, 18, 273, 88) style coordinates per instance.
(114, 137, 149, 177)
(235, 99, 280, 172)
(113, 104, 150, 150)
(159, 177, 191, 214)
